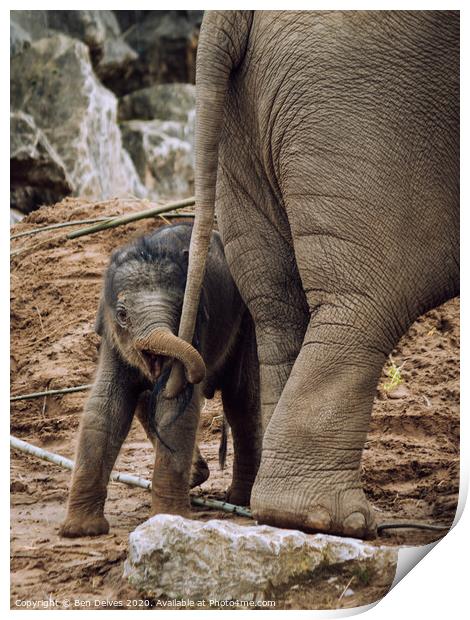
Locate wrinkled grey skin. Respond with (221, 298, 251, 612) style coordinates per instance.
(170, 11, 459, 539)
(60, 224, 260, 537)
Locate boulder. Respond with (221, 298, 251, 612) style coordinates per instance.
(116, 11, 202, 95)
(42, 10, 112, 59)
(10, 209, 25, 226)
(11, 35, 145, 203)
(124, 515, 398, 602)
(118, 83, 195, 122)
(119, 84, 195, 198)
(10, 11, 53, 41)
(95, 37, 138, 93)
(11, 10, 115, 55)
(114, 10, 152, 32)
(10, 11, 137, 94)
(10, 112, 74, 214)
(10, 21, 31, 57)
(121, 119, 194, 198)
(11, 10, 109, 56)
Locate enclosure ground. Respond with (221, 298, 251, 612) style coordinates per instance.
(10, 199, 459, 610)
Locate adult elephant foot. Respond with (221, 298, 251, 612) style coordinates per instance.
(59, 513, 109, 538)
(251, 468, 376, 539)
(250, 303, 389, 540)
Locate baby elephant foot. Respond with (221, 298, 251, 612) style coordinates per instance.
(226, 480, 253, 506)
(189, 456, 210, 488)
(226, 486, 250, 506)
(59, 513, 109, 538)
(150, 494, 191, 518)
(251, 475, 376, 540)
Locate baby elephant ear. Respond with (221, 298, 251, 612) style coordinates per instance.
(94, 295, 106, 336)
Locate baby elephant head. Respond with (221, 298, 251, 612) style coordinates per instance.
(98, 230, 206, 387)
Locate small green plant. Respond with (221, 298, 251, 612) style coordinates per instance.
(382, 357, 405, 393)
(352, 565, 372, 586)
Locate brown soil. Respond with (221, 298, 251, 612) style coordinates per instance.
(10, 198, 459, 610)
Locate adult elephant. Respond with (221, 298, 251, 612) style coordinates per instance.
(167, 10, 459, 539)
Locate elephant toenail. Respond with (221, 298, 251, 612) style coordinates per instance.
(343, 512, 366, 538)
(306, 507, 332, 532)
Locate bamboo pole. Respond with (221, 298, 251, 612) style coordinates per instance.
(10, 217, 111, 240)
(377, 522, 448, 533)
(11, 212, 198, 241)
(11, 436, 75, 471)
(10, 436, 449, 529)
(10, 384, 93, 402)
(10, 435, 253, 519)
(67, 197, 195, 239)
(10, 197, 197, 258)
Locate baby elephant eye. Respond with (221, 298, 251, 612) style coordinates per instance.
(116, 305, 128, 327)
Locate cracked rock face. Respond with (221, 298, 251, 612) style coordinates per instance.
(119, 84, 195, 198)
(121, 119, 194, 198)
(124, 515, 398, 602)
(118, 83, 196, 123)
(10, 111, 74, 214)
(10, 11, 138, 94)
(116, 12, 201, 94)
(10, 34, 145, 205)
(10, 21, 31, 57)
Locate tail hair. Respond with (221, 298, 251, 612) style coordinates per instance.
(218, 417, 229, 470)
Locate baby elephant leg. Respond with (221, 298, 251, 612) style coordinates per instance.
(135, 391, 209, 489)
(135, 391, 157, 450)
(221, 314, 262, 506)
(190, 445, 210, 488)
(60, 342, 140, 537)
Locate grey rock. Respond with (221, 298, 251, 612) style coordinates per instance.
(387, 384, 410, 399)
(10, 209, 25, 226)
(10, 11, 53, 41)
(117, 11, 201, 95)
(95, 37, 138, 92)
(10, 112, 74, 214)
(124, 515, 398, 601)
(11, 35, 145, 202)
(11, 10, 115, 57)
(10, 11, 136, 94)
(119, 83, 195, 122)
(114, 10, 152, 32)
(10, 21, 31, 56)
(46, 10, 110, 56)
(114, 9, 203, 34)
(121, 119, 194, 198)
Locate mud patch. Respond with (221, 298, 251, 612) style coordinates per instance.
(10, 198, 459, 609)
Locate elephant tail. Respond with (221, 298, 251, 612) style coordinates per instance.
(219, 416, 229, 470)
(166, 11, 254, 398)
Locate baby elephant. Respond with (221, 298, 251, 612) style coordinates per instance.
(60, 223, 261, 537)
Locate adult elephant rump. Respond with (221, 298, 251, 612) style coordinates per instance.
(167, 10, 459, 539)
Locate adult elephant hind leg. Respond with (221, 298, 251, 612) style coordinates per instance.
(251, 301, 387, 539)
(60, 343, 140, 537)
(217, 177, 309, 435)
(249, 187, 406, 538)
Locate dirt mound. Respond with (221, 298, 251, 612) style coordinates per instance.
(10, 198, 459, 608)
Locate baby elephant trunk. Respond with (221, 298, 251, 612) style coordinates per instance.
(135, 329, 206, 386)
